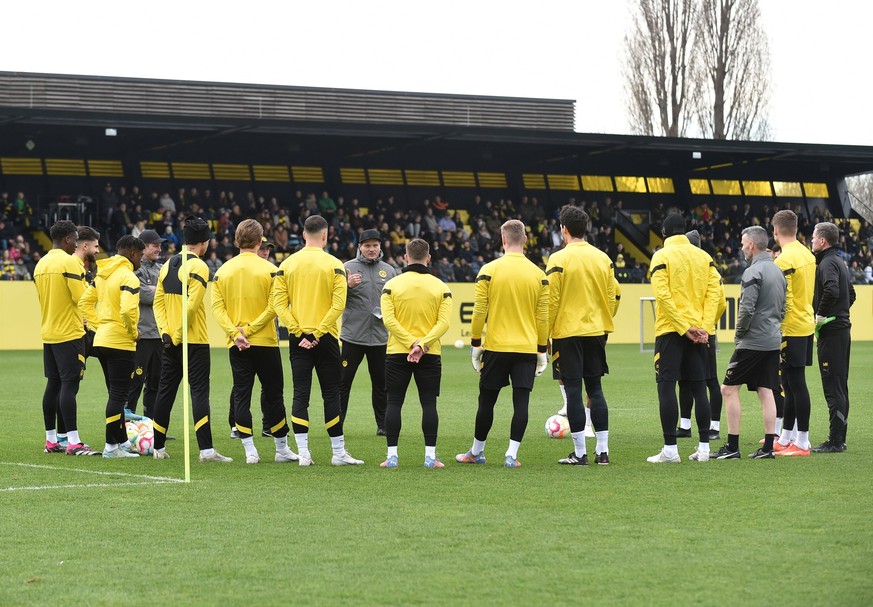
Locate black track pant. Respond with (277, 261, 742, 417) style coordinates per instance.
(818, 329, 851, 443)
(340, 341, 388, 428)
(127, 338, 163, 418)
(95, 346, 136, 445)
(289, 334, 343, 438)
(229, 346, 288, 439)
(152, 343, 213, 450)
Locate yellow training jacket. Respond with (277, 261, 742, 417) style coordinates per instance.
(273, 246, 347, 340)
(381, 265, 452, 356)
(79, 255, 140, 351)
(33, 249, 86, 343)
(546, 241, 617, 338)
(471, 252, 548, 353)
(650, 234, 722, 337)
(775, 239, 815, 337)
(154, 251, 211, 345)
(212, 252, 279, 348)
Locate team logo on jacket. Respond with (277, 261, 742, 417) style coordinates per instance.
(379, 270, 387, 279)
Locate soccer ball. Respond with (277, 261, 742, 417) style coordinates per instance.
(133, 418, 155, 455)
(454, 339, 465, 349)
(545, 415, 570, 438)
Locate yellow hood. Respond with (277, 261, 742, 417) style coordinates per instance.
(95, 254, 133, 279)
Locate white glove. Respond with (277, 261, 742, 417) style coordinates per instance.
(814, 314, 828, 326)
(471, 346, 484, 373)
(535, 352, 548, 377)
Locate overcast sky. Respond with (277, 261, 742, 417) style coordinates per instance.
(4, 1, 870, 147)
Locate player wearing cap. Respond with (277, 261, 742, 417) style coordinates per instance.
(273, 214, 363, 466)
(34, 220, 98, 455)
(340, 228, 398, 435)
(212, 219, 297, 464)
(380, 238, 452, 468)
(647, 213, 722, 463)
(151, 216, 232, 462)
(126, 228, 165, 418)
(543, 206, 618, 466)
(79, 235, 146, 458)
(258, 237, 274, 261)
(771, 210, 816, 456)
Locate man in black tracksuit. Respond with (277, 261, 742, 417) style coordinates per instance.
(810, 222, 855, 453)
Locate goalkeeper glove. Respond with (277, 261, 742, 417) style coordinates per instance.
(535, 352, 548, 376)
(471, 346, 484, 373)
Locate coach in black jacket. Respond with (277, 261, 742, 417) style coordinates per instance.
(810, 222, 856, 453)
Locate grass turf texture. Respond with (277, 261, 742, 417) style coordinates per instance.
(1, 344, 871, 606)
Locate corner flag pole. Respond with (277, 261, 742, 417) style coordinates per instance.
(181, 247, 191, 483)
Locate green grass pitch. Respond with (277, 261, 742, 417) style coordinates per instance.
(1, 344, 871, 605)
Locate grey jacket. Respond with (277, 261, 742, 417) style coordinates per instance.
(341, 250, 398, 346)
(135, 257, 163, 339)
(735, 252, 786, 351)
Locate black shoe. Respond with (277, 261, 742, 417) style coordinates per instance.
(558, 452, 589, 465)
(676, 427, 692, 438)
(594, 452, 610, 465)
(748, 447, 775, 459)
(230, 428, 241, 439)
(708, 430, 721, 441)
(812, 440, 846, 453)
(376, 427, 386, 436)
(261, 430, 273, 438)
(713, 444, 740, 460)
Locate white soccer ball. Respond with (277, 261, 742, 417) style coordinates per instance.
(454, 339, 465, 349)
(133, 418, 155, 455)
(545, 415, 570, 439)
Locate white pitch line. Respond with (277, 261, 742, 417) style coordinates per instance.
(0, 461, 185, 483)
(0, 481, 180, 492)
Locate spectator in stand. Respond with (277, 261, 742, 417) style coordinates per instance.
(158, 193, 176, 213)
(205, 251, 223, 279)
(437, 256, 455, 282)
(110, 202, 133, 239)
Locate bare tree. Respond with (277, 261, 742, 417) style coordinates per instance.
(693, 0, 772, 140)
(846, 173, 873, 221)
(623, 0, 697, 137)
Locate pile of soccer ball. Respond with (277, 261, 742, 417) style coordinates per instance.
(125, 419, 155, 455)
(545, 415, 570, 438)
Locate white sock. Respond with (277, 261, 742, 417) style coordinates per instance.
(330, 435, 345, 456)
(425, 445, 436, 459)
(595, 431, 609, 454)
(387, 445, 398, 458)
(679, 418, 692, 430)
(104, 443, 118, 452)
(775, 417, 783, 435)
(295, 432, 309, 456)
(505, 440, 520, 459)
(585, 407, 593, 427)
(559, 383, 568, 406)
(67, 430, 81, 445)
(796, 431, 810, 450)
(778, 429, 792, 445)
(46, 430, 58, 443)
(472, 439, 486, 455)
(57, 432, 67, 440)
(710, 420, 720, 431)
(571, 431, 586, 457)
(274, 435, 288, 450)
(200, 448, 215, 457)
(789, 421, 798, 441)
(698, 442, 710, 454)
(663, 444, 679, 458)
(241, 437, 257, 456)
